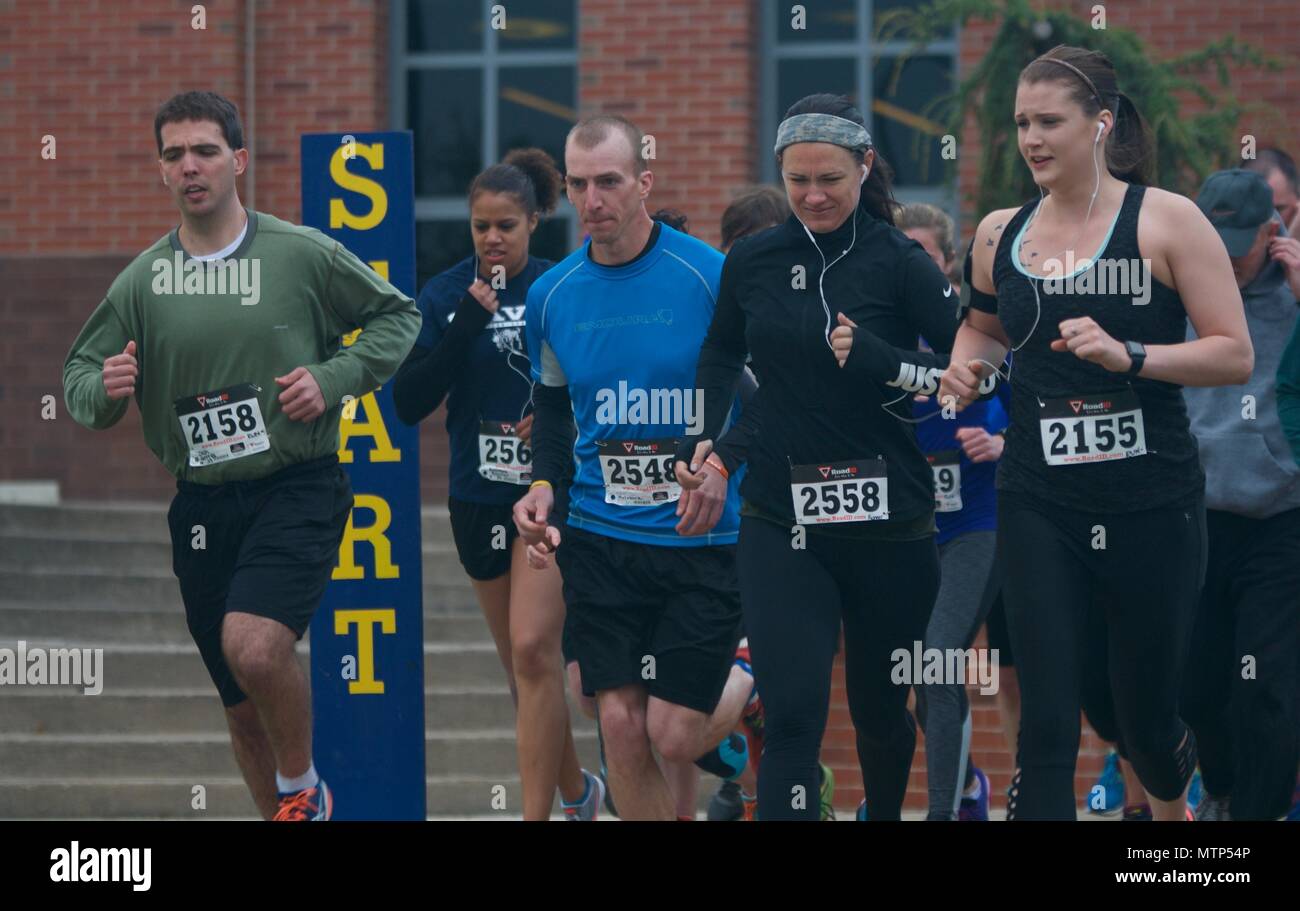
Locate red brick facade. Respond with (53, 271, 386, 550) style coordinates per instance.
(2, 0, 1294, 812)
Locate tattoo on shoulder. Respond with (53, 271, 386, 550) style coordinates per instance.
(994, 223, 1005, 232)
(986, 237, 995, 246)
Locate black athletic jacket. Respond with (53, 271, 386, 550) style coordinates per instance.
(684, 206, 976, 528)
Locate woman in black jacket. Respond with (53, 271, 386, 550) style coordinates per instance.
(675, 94, 981, 820)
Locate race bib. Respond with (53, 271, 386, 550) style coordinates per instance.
(477, 420, 532, 485)
(790, 458, 889, 524)
(928, 450, 963, 513)
(174, 383, 270, 468)
(596, 438, 681, 506)
(1039, 389, 1146, 466)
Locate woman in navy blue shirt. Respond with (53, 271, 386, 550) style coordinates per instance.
(394, 149, 601, 820)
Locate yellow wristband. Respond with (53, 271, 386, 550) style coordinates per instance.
(529, 479, 553, 491)
(704, 453, 730, 480)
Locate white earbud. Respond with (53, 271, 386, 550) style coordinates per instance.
(1095, 122, 1105, 142)
(860, 166, 869, 185)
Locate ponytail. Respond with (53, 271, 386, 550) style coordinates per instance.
(1108, 92, 1155, 186)
(860, 152, 898, 226)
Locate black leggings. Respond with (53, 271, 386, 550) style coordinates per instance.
(737, 515, 939, 820)
(998, 491, 1205, 819)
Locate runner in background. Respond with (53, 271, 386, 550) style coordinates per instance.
(392, 149, 600, 821)
(1181, 169, 1300, 821)
(897, 208, 1008, 820)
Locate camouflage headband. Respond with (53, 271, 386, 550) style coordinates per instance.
(774, 113, 872, 156)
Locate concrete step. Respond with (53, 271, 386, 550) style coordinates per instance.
(0, 729, 599, 780)
(0, 604, 489, 644)
(0, 502, 460, 547)
(0, 776, 624, 820)
(0, 566, 478, 613)
(0, 686, 584, 735)
(0, 534, 467, 581)
(0, 641, 508, 691)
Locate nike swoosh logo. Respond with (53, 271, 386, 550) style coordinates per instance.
(943, 284, 954, 298)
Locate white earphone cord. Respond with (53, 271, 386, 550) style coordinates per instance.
(884, 120, 1108, 424)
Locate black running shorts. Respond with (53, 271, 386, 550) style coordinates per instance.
(556, 523, 742, 714)
(167, 455, 353, 707)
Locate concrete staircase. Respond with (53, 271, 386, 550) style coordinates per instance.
(0, 501, 600, 819)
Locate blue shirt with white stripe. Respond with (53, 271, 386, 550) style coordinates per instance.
(525, 223, 741, 547)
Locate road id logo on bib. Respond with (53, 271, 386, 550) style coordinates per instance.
(927, 450, 963, 513)
(1039, 389, 1146, 466)
(790, 458, 888, 524)
(174, 382, 270, 467)
(596, 438, 681, 506)
(477, 420, 532, 485)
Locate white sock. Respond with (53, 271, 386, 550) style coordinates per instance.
(276, 763, 320, 795)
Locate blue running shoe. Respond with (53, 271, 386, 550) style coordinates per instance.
(856, 799, 868, 821)
(1286, 779, 1299, 821)
(1187, 768, 1203, 812)
(1086, 750, 1124, 815)
(562, 769, 605, 821)
(958, 766, 990, 821)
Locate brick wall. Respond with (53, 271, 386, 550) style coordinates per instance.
(578, 0, 761, 251)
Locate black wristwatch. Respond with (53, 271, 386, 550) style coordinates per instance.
(1124, 340, 1146, 377)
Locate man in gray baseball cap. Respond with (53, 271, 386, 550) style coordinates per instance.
(1196, 168, 1300, 296)
(1182, 167, 1300, 821)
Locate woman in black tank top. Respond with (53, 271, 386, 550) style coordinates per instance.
(940, 46, 1252, 820)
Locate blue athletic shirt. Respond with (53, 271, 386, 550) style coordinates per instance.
(416, 254, 553, 504)
(525, 224, 742, 547)
(913, 353, 1011, 545)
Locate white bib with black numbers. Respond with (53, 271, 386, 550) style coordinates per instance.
(175, 383, 270, 468)
(1039, 389, 1147, 466)
(790, 458, 889, 524)
(596, 438, 681, 506)
(477, 420, 533, 485)
(928, 450, 963, 513)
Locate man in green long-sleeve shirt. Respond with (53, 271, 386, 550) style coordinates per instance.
(62, 92, 420, 821)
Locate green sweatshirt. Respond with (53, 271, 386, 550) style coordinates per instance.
(63, 210, 421, 483)
(1279, 314, 1300, 466)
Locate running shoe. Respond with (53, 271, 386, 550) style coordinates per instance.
(1187, 768, 1203, 812)
(742, 791, 758, 821)
(1122, 803, 1153, 821)
(1087, 750, 1124, 815)
(273, 780, 332, 821)
(958, 765, 990, 821)
(819, 762, 836, 821)
(562, 769, 605, 821)
(707, 779, 745, 821)
(856, 799, 868, 821)
(1195, 794, 1231, 822)
(1288, 779, 1300, 821)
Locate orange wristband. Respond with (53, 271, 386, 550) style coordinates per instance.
(704, 453, 730, 480)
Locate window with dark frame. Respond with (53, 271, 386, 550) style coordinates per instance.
(394, 0, 578, 290)
(762, 0, 958, 220)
